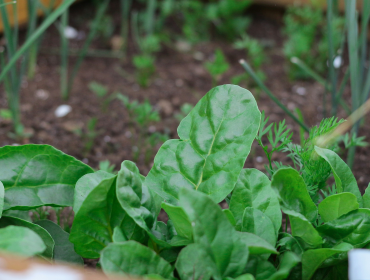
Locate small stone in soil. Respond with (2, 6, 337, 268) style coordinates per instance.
(55, 105, 72, 118)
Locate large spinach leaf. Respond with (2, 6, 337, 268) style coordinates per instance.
(145, 85, 261, 204)
(0, 144, 93, 210)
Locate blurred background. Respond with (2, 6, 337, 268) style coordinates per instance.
(0, 0, 369, 189)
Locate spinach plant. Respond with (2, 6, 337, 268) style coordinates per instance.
(1, 85, 369, 280)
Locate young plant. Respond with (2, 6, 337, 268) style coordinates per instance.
(131, 0, 162, 87)
(204, 49, 230, 87)
(174, 103, 194, 122)
(233, 34, 266, 86)
(73, 117, 99, 156)
(117, 94, 167, 164)
(88, 81, 115, 111)
(99, 160, 116, 174)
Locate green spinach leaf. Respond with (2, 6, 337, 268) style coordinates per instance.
(145, 85, 261, 204)
(0, 216, 54, 259)
(35, 220, 83, 264)
(318, 192, 359, 223)
(315, 146, 362, 207)
(0, 225, 46, 257)
(271, 168, 317, 223)
(101, 241, 173, 278)
(0, 144, 93, 211)
(230, 169, 281, 236)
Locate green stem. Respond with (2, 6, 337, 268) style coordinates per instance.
(240, 59, 309, 132)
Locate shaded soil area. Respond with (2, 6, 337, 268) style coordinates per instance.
(0, 1, 369, 191)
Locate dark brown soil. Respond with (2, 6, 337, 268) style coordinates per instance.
(0, 1, 369, 191)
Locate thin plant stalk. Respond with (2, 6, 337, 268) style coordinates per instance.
(60, 9, 69, 100)
(146, 0, 156, 36)
(327, 0, 338, 116)
(345, 0, 360, 168)
(26, 0, 38, 79)
(239, 59, 309, 132)
(64, 0, 110, 98)
(120, 0, 132, 56)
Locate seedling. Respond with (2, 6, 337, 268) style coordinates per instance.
(204, 49, 229, 86)
(233, 34, 266, 86)
(88, 81, 115, 111)
(99, 160, 116, 174)
(73, 117, 99, 156)
(117, 94, 166, 164)
(174, 103, 194, 122)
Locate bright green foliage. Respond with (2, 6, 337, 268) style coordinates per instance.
(0, 226, 46, 257)
(0, 181, 4, 218)
(230, 169, 281, 236)
(318, 193, 359, 223)
(1, 84, 370, 280)
(301, 242, 352, 280)
(0, 215, 54, 259)
(271, 168, 317, 223)
(0, 144, 93, 210)
(205, 49, 230, 86)
(145, 85, 260, 204)
(101, 241, 173, 278)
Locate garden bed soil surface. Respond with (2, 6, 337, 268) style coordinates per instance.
(0, 1, 369, 193)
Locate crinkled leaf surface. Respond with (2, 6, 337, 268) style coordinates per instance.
(267, 252, 300, 280)
(315, 146, 362, 207)
(74, 170, 115, 215)
(363, 184, 370, 209)
(69, 175, 146, 258)
(241, 207, 276, 246)
(0, 216, 54, 259)
(237, 232, 278, 255)
(0, 225, 46, 257)
(35, 220, 83, 264)
(101, 241, 173, 278)
(288, 211, 322, 250)
(230, 169, 281, 235)
(271, 168, 317, 223)
(0, 144, 93, 210)
(301, 242, 352, 280)
(176, 244, 216, 280)
(318, 192, 359, 223)
(178, 188, 249, 279)
(317, 208, 370, 248)
(145, 85, 261, 204)
(0, 181, 4, 217)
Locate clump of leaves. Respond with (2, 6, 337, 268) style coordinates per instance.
(73, 117, 99, 156)
(117, 94, 168, 164)
(2, 85, 370, 280)
(204, 49, 230, 86)
(257, 112, 367, 203)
